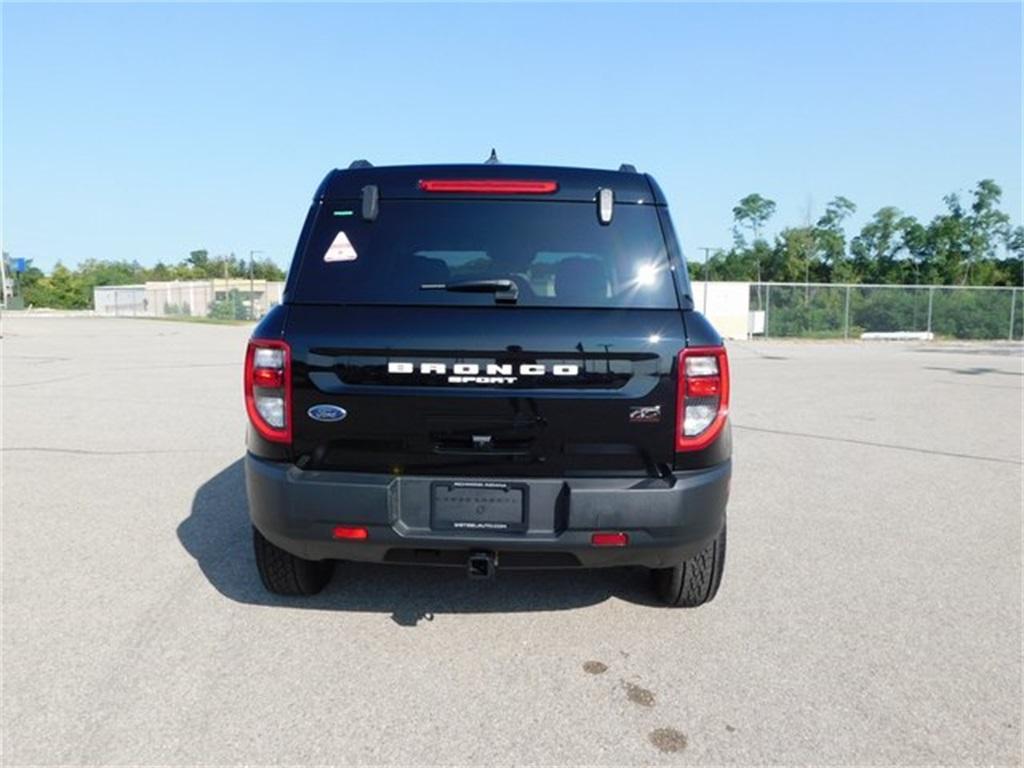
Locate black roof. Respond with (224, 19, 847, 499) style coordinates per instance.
(314, 164, 667, 205)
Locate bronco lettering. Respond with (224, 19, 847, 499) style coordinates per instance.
(387, 361, 579, 384)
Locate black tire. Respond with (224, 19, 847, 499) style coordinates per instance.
(651, 522, 726, 608)
(252, 526, 334, 596)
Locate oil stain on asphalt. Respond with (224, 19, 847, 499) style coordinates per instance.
(624, 682, 655, 707)
(581, 663, 689, 754)
(648, 727, 688, 753)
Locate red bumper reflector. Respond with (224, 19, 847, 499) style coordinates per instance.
(591, 532, 629, 547)
(686, 375, 721, 397)
(418, 179, 558, 194)
(252, 367, 283, 388)
(332, 526, 369, 540)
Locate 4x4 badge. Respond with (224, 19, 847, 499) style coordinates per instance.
(308, 404, 347, 422)
(629, 405, 661, 423)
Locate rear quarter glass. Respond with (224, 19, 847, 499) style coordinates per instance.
(290, 200, 679, 309)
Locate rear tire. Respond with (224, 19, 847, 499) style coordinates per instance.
(651, 522, 726, 607)
(253, 526, 334, 596)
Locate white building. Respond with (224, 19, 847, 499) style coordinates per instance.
(93, 279, 285, 319)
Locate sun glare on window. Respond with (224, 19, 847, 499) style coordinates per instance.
(636, 263, 659, 287)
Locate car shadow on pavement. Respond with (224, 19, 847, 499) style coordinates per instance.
(923, 365, 1023, 377)
(178, 459, 660, 624)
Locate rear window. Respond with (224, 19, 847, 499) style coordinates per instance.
(290, 200, 678, 308)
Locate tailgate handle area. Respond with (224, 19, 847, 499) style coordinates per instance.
(432, 445, 532, 457)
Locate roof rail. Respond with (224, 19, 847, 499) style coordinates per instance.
(348, 159, 373, 169)
(618, 163, 638, 173)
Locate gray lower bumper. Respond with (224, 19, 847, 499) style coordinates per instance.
(245, 454, 730, 569)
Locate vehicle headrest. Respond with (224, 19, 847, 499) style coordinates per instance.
(554, 257, 608, 304)
(410, 255, 450, 285)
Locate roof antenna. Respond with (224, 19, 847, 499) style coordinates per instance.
(485, 148, 500, 165)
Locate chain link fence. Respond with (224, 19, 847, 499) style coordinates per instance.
(92, 279, 1021, 340)
(93, 280, 284, 321)
(748, 283, 1022, 340)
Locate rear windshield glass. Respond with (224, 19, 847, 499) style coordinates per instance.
(290, 200, 678, 308)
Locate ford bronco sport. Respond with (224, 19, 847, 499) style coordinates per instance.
(244, 160, 730, 607)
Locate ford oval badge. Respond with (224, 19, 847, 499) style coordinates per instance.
(307, 404, 347, 423)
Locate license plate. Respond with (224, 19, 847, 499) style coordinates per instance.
(431, 481, 527, 532)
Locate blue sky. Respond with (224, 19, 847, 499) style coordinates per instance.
(3, 2, 1021, 272)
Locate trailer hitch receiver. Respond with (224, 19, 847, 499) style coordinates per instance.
(468, 551, 497, 580)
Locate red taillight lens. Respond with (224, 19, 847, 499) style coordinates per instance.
(252, 367, 283, 388)
(591, 532, 629, 547)
(244, 339, 291, 444)
(676, 346, 730, 452)
(686, 376, 721, 397)
(418, 179, 559, 194)
(332, 526, 369, 540)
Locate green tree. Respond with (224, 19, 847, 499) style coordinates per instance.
(732, 193, 777, 247)
(187, 249, 210, 273)
(925, 180, 1012, 285)
(207, 289, 248, 320)
(251, 257, 286, 281)
(772, 226, 816, 283)
(963, 179, 1012, 284)
(23, 262, 91, 308)
(927, 194, 969, 284)
(814, 196, 857, 280)
(849, 207, 922, 283)
(998, 226, 1024, 287)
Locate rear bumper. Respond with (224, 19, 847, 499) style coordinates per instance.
(245, 454, 730, 569)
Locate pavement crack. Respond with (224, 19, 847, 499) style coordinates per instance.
(3, 446, 216, 456)
(733, 424, 1021, 466)
(2, 376, 78, 388)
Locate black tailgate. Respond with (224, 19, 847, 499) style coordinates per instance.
(286, 305, 683, 478)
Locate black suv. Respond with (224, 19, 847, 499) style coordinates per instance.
(244, 161, 730, 607)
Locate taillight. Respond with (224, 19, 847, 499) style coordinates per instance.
(418, 179, 559, 194)
(245, 339, 291, 444)
(676, 346, 729, 451)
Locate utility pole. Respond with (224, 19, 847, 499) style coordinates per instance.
(804, 197, 815, 302)
(698, 247, 719, 314)
(0, 255, 8, 309)
(249, 250, 264, 320)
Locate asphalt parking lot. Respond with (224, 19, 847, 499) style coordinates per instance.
(2, 316, 1021, 766)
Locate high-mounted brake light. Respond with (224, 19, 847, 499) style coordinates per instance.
(418, 179, 558, 194)
(676, 346, 730, 452)
(245, 339, 292, 444)
(597, 187, 614, 224)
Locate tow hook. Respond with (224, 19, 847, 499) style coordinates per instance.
(468, 551, 497, 580)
